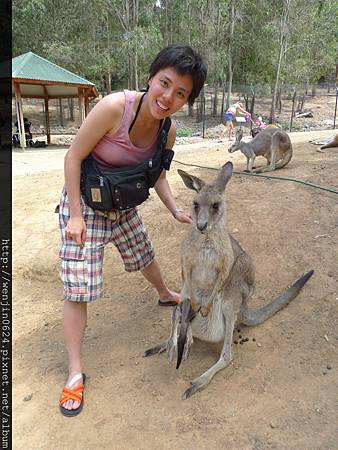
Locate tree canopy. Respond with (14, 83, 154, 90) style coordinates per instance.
(13, 0, 337, 95)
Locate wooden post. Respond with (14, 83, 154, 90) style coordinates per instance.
(202, 88, 206, 139)
(68, 98, 74, 121)
(59, 98, 64, 127)
(78, 88, 85, 125)
(289, 88, 297, 132)
(13, 82, 26, 148)
(42, 100, 46, 132)
(84, 92, 90, 117)
(43, 86, 51, 144)
(333, 86, 338, 129)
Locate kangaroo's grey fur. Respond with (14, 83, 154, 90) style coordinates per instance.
(144, 162, 313, 399)
(228, 127, 293, 173)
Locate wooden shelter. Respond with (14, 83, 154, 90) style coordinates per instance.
(12, 52, 98, 148)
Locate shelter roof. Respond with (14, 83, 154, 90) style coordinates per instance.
(12, 52, 98, 98)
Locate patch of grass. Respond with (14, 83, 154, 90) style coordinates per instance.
(176, 128, 192, 137)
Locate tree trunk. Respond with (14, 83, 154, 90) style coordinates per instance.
(128, 52, 132, 90)
(68, 98, 74, 121)
(243, 94, 249, 111)
(186, 0, 191, 44)
(134, 51, 139, 91)
(226, 0, 235, 109)
(270, 0, 291, 124)
(165, 0, 168, 45)
(196, 97, 202, 122)
(277, 87, 282, 113)
(107, 71, 112, 94)
(212, 84, 218, 117)
(250, 87, 255, 116)
(170, 8, 173, 44)
(221, 82, 226, 122)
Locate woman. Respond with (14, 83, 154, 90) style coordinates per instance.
(58, 44, 207, 416)
(221, 101, 249, 141)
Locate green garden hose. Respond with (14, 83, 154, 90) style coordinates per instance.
(173, 159, 338, 195)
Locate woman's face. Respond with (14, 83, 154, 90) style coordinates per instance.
(147, 67, 193, 119)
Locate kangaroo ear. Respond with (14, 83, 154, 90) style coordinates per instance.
(236, 127, 243, 142)
(215, 161, 233, 192)
(177, 169, 205, 192)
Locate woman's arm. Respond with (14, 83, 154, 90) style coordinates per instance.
(237, 105, 248, 115)
(154, 122, 192, 224)
(64, 92, 125, 245)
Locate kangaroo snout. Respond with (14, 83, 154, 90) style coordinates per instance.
(197, 222, 208, 233)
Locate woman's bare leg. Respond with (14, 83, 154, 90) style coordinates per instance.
(61, 301, 87, 410)
(141, 260, 180, 304)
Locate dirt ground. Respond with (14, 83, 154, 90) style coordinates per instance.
(13, 131, 338, 450)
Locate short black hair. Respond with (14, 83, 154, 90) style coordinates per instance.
(148, 44, 207, 106)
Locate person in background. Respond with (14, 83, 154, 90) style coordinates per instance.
(58, 44, 207, 417)
(13, 117, 33, 147)
(254, 115, 267, 129)
(14, 117, 33, 139)
(220, 101, 249, 140)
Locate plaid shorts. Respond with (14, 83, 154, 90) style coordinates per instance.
(59, 189, 155, 302)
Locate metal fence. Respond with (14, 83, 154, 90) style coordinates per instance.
(184, 83, 338, 137)
(12, 83, 338, 140)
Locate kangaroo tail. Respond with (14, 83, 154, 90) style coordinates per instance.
(320, 135, 338, 149)
(274, 147, 293, 169)
(254, 131, 293, 173)
(143, 342, 167, 357)
(239, 270, 314, 326)
(273, 131, 292, 169)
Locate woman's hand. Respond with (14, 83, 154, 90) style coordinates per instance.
(65, 216, 87, 246)
(173, 210, 193, 224)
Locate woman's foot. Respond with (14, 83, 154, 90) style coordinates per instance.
(60, 372, 83, 412)
(158, 290, 180, 306)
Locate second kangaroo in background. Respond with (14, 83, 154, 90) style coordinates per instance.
(320, 132, 338, 149)
(144, 162, 313, 399)
(228, 127, 293, 173)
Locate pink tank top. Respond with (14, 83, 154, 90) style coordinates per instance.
(91, 90, 159, 168)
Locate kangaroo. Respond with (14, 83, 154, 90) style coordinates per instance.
(251, 123, 280, 138)
(228, 127, 292, 173)
(144, 162, 313, 399)
(320, 133, 338, 150)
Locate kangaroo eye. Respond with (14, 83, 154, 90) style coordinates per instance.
(212, 203, 219, 211)
(193, 201, 199, 210)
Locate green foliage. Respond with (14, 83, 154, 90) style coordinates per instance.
(12, 0, 337, 92)
(176, 128, 192, 137)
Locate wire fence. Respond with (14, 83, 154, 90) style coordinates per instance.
(12, 83, 338, 140)
(182, 83, 338, 137)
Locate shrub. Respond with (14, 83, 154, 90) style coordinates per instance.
(176, 128, 192, 137)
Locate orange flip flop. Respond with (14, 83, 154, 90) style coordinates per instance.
(59, 373, 86, 417)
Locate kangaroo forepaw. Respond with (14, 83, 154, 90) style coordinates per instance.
(182, 335, 193, 361)
(199, 306, 210, 317)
